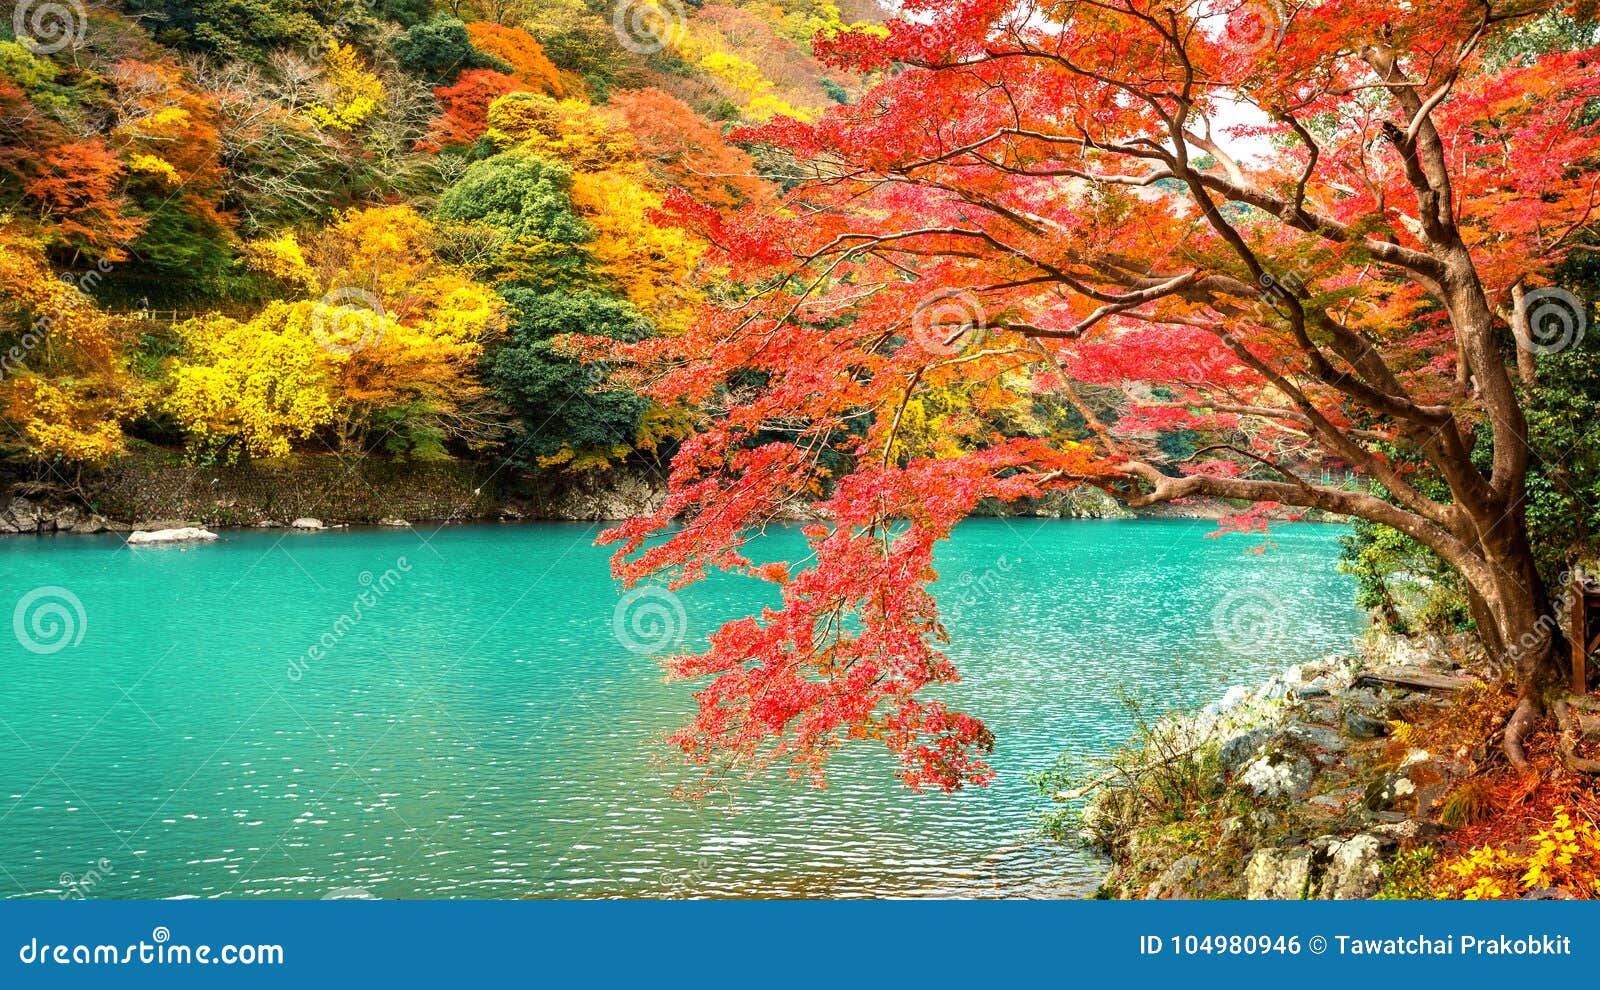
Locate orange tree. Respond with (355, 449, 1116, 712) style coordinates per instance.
(600, 0, 1600, 788)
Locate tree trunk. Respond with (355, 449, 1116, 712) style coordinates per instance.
(1452, 512, 1561, 770)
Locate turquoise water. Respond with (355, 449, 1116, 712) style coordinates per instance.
(0, 518, 1359, 899)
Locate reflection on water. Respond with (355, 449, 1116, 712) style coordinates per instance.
(0, 518, 1359, 899)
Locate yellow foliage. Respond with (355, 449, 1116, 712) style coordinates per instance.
(4, 375, 132, 463)
(697, 51, 771, 97)
(306, 42, 385, 132)
(314, 205, 436, 299)
(162, 206, 509, 459)
(0, 232, 138, 464)
(484, 93, 635, 171)
(742, 93, 815, 122)
(126, 154, 182, 186)
(569, 170, 704, 329)
(1442, 807, 1600, 899)
(241, 232, 319, 293)
(163, 306, 337, 460)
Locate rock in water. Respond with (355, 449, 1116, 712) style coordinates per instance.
(127, 527, 219, 545)
(290, 517, 325, 530)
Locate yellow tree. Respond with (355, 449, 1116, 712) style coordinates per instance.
(162, 305, 337, 460)
(0, 232, 138, 467)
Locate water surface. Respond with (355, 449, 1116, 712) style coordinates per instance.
(0, 518, 1359, 899)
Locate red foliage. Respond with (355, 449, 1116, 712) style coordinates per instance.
(605, 1, 1600, 791)
(423, 69, 522, 150)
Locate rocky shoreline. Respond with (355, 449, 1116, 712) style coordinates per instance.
(1, 454, 1342, 536)
(1077, 633, 1486, 899)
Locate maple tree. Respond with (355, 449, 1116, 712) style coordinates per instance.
(610, 88, 775, 211)
(602, 0, 1600, 788)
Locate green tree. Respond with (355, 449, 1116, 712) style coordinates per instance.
(434, 148, 593, 287)
(485, 289, 650, 466)
(123, 0, 327, 61)
(393, 17, 509, 86)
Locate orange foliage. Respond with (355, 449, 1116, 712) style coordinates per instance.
(23, 139, 143, 258)
(465, 23, 563, 95)
(609, 87, 774, 210)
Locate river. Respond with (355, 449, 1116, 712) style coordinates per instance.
(0, 518, 1359, 899)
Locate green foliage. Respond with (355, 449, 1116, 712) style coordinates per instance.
(393, 17, 509, 86)
(486, 290, 650, 464)
(436, 149, 589, 246)
(496, 287, 651, 342)
(123, 0, 327, 61)
(1338, 516, 1472, 634)
(123, 207, 237, 289)
(1375, 847, 1441, 900)
(376, 0, 435, 28)
(819, 77, 849, 104)
(1519, 263, 1600, 582)
(435, 149, 596, 288)
(523, 0, 630, 83)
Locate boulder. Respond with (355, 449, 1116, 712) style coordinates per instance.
(70, 514, 113, 534)
(127, 527, 219, 545)
(1240, 750, 1316, 801)
(1202, 685, 1252, 718)
(1317, 834, 1388, 900)
(290, 517, 325, 530)
(1219, 728, 1275, 773)
(1245, 847, 1313, 899)
(0, 496, 45, 533)
(1344, 707, 1390, 739)
(1247, 835, 1393, 900)
(1287, 724, 1348, 754)
(379, 517, 409, 527)
(1146, 855, 1206, 899)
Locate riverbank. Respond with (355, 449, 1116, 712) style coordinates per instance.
(1073, 631, 1502, 899)
(0, 449, 1343, 534)
(0, 450, 669, 534)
